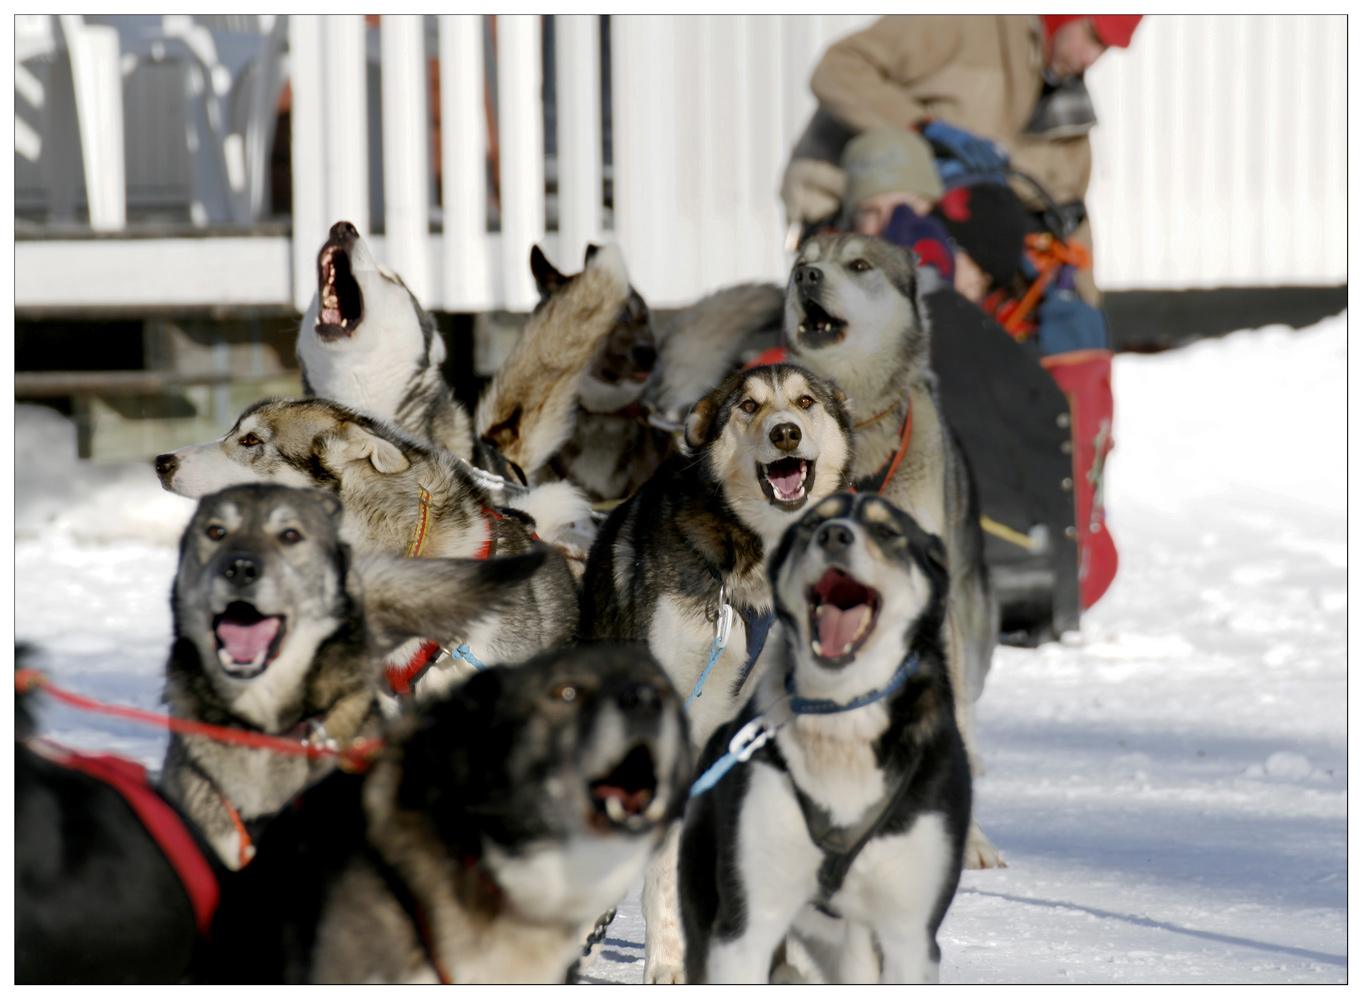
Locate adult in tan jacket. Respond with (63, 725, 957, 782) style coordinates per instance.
(782, 15, 1143, 304)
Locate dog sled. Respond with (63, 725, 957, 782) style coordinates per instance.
(927, 167, 1114, 646)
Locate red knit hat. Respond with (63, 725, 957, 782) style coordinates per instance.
(1041, 15, 1143, 49)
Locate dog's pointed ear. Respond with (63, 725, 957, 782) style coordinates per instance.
(530, 244, 566, 299)
(331, 423, 411, 474)
(683, 394, 719, 451)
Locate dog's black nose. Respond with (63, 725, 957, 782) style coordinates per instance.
(817, 521, 854, 554)
(770, 422, 802, 451)
(616, 681, 662, 717)
(223, 557, 260, 586)
(329, 220, 359, 242)
(154, 453, 178, 478)
(795, 265, 822, 288)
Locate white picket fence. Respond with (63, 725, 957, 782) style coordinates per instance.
(13, 15, 1347, 315)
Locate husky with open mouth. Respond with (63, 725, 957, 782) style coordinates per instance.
(578, 363, 853, 982)
(159, 484, 549, 869)
(297, 221, 478, 465)
(680, 492, 970, 983)
(197, 644, 690, 984)
(153, 398, 586, 701)
(785, 232, 1002, 870)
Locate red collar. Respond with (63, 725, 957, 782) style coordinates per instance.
(853, 395, 913, 495)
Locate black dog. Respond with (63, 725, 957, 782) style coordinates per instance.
(16, 652, 223, 984)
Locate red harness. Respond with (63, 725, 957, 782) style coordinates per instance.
(30, 740, 220, 937)
(388, 504, 538, 696)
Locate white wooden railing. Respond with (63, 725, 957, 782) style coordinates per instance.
(13, 15, 1348, 316)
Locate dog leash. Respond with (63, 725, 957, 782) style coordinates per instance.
(14, 669, 385, 772)
(688, 653, 919, 798)
(686, 586, 734, 709)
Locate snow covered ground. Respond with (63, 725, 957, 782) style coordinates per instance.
(12, 313, 1348, 984)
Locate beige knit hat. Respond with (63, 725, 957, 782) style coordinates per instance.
(841, 127, 945, 208)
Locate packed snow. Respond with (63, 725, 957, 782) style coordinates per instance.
(12, 312, 1348, 984)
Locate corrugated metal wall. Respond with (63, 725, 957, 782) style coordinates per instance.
(1085, 14, 1347, 289)
(613, 13, 1347, 304)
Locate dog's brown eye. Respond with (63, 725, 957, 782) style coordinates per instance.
(205, 524, 226, 541)
(240, 432, 262, 447)
(553, 683, 577, 703)
(740, 399, 758, 414)
(279, 529, 302, 544)
(798, 395, 815, 409)
(848, 258, 872, 273)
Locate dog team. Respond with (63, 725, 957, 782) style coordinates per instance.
(18, 219, 1006, 985)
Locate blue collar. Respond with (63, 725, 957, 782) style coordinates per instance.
(784, 653, 919, 716)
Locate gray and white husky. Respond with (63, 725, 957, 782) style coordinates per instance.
(785, 232, 1002, 870)
(160, 483, 547, 868)
(680, 492, 970, 983)
(154, 399, 586, 701)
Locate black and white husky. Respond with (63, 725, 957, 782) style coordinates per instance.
(680, 491, 970, 983)
(578, 363, 854, 982)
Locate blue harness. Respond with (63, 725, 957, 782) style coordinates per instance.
(689, 653, 919, 798)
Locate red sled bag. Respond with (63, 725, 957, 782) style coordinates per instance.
(1040, 349, 1117, 609)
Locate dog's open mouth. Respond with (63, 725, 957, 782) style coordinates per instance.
(796, 298, 847, 348)
(315, 244, 363, 341)
(807, 567, 881, 663)
(589, 744, 665, 833)
(213, 601, 286, 678)
(759, 457, 814, 508)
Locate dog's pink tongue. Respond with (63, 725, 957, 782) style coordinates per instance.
(769, 463, 804, 500)
(217, 617, 280, 664)
(320, 306, 342, 326)
(816, 603, 867, 658)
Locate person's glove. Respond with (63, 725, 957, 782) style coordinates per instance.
(919, 119, 1011, 174)
(881, 205, 955, 282)
(1036, 287, 1110, 355)
(779, 157, 847, 226)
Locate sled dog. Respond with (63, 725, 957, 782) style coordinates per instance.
(680, 492, 970, 983)
(154, 400, 584, 700)
(159, 483, 547, 869)
(198, 644, 690, 984)
(527, 244, 674, 503)
(297, 221, 476, 464)
(475, 243, 635, 481)
(17, 647, 221, 983)
(785, 232, 1002, 869)
(579, 363, 854, 982)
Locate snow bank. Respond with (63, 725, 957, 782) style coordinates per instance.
(15, 403, 197, 546)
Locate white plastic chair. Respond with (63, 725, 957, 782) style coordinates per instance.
(15, 14, 127, 230)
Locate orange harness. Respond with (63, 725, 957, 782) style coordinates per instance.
(985, 232, 1092, 340)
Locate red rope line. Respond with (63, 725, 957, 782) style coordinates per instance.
(15, 669, 384, 772)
